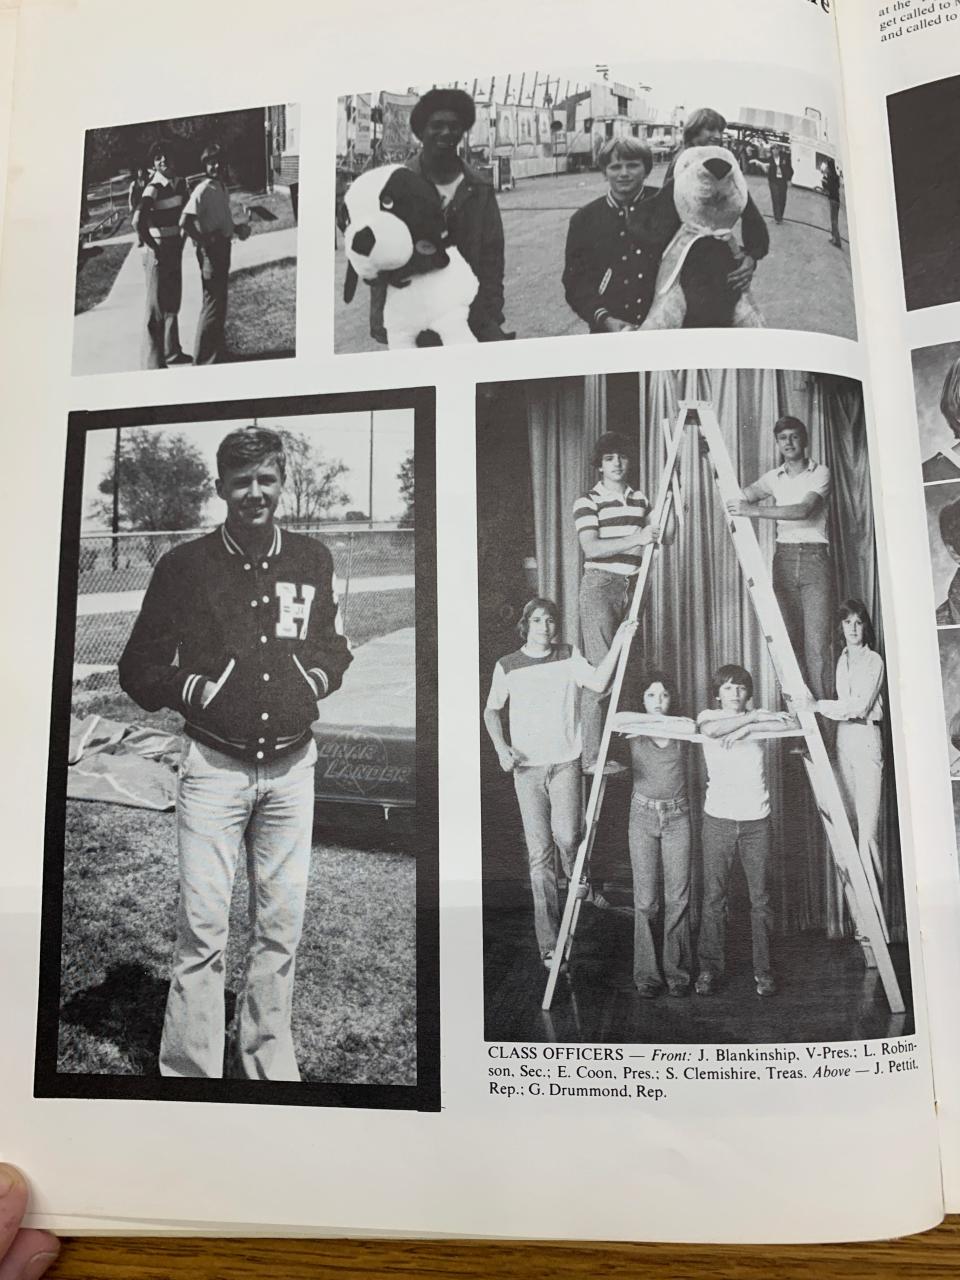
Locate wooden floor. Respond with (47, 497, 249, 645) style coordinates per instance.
(484, 901, 914, 1044)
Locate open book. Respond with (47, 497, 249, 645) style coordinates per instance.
(2, 0, 960, 1246)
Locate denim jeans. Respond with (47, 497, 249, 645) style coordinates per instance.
(772, 543, 834, 702)
(627, 793, 692, 987)
(698, 814, 773, 981)
(513, 759, 581, 956)
(836, 721, 883, 884)
(159, 735, 316, 1080)
(579, 569, 633, 767)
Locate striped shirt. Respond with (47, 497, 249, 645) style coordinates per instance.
(138, 171, 188, 240)
(573, 482, 650, 575)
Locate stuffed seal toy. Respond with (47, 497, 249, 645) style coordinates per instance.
(642, 146, 764, 330)
(340, 164, 479, 348)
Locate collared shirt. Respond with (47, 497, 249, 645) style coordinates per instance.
(817, 647, 884, 724)
(754, 458, 831, 544)
(697, 709, 770, 821)
(486, 644, 594, 767)
(573, 481, 650, 575)
(138, 171, 188, 239)
(181, 177, 234, 239)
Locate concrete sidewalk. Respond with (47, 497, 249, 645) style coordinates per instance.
(72, 226, 298, 375)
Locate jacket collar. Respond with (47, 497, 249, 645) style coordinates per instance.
(220, 523, 282, 559)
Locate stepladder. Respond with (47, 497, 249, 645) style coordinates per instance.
(542, 400, 904, 1016)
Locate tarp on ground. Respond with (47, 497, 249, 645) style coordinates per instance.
(68, 714, 179, 811)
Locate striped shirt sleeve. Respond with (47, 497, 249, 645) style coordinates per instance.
(573, 492, 599, 533)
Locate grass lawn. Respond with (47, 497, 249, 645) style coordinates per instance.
(74, 241, 132, 315)
(232, 187, 297, 236)
(57, 798, 417, 1083)
(224, 257, 296, 362)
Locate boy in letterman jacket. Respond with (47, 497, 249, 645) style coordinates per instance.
(119, 426, 352, 1080)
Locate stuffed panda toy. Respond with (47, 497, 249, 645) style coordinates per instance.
(340, 164, 479, 348)
(642, 146, 764, 329)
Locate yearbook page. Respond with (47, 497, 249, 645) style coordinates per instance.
(835, 0, 960, 1210)
(0, 0, 945, 1243)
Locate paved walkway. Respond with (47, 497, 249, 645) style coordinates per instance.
(76, 573, 414, 616)
(73, 227, 298, 375)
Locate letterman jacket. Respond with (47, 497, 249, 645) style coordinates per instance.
(119, 524, 352, 762)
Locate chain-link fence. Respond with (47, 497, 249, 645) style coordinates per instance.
(74, 524, 414, 691)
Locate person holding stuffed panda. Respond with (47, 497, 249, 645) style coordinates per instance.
(369, 88, 510, 343)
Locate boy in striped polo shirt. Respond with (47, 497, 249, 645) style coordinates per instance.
(573, 431, 662, 772)
(484, 598, 636, 967)
(132, 142, 190, 370)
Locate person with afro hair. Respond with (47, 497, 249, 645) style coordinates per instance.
(369, 87, 510, 343)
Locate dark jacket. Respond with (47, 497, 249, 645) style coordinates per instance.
(119, 525, 352, 762)
(767, 153, 794, 184)
(370, 154, 506, 342)
(563, 181, 769, 331)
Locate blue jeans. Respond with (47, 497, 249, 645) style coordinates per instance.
(159, 735, 316, 1080)
(579, 569, 633, 767)
(627, 793, 692, 987)
(512, 760, 581, 956)
(772, 543, 834, 702)
(698, 814, 773, 981)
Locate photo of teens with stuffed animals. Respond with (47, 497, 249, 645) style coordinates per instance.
(477, 368, 912, 1047)
(335, 68, 854, 352)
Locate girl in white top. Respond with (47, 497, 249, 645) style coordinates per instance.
(815, 599, 886, 886)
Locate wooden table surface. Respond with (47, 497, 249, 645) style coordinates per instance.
(45, 1218, 960, 1277)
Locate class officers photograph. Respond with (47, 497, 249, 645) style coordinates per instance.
(476, 367, 912, 1048)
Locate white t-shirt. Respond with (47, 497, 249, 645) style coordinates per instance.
(433, 173, 465, 208)
(754, 459, 831, 544)
(486, 643, 594, 767)
(697, 709, 770, 821)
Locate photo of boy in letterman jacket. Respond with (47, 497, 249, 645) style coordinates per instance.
(119, 425, 352, 1082)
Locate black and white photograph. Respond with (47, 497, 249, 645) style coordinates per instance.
(888, 73, 960, 313)
(334, 61, 853, 353)
(477, 367, 912, 1045)
(913, 340, 960, 484)
(939, 630, 960, 782)
(924, 481, 960, 627)
(73, 105, 299, 376)
(36, 389, 438, 1109)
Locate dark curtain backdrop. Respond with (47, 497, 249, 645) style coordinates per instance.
(525, 369, 905, 943)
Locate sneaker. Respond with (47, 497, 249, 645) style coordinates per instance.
(666, 980, 691, 998)
(166, 351, 193, 365)
(694, 971, 717, 997)
(582, 760, 628, 777)
(755, 974, 777, 997)
(634, 979, 662, 999)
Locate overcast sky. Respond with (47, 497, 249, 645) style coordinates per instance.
(81, 409, 414, 531)
(401, 59, 838, 138)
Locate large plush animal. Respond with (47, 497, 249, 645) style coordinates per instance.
(340, 164, 478, 348)
(642, 146, 764, 329)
